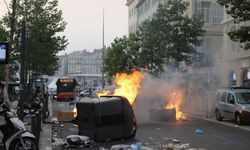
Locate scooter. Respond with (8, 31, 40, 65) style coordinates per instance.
(0, 102, 38, 150)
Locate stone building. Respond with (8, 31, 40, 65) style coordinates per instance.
(221, 8, 250, 87)
(56, 49, 103, 89)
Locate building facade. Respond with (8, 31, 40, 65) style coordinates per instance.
(126, 0, 224, 117)
(56, 49, 103, 89)
(221, 9, 250, 87)
(127, 0, 224, 67)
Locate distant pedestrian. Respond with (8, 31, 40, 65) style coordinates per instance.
(89, 88, 92, 98)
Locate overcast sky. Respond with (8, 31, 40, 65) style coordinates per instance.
(0, 0, 128, 54)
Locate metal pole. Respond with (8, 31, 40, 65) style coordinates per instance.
(101, 7, 105, 88)
(19, 20, 27, 120)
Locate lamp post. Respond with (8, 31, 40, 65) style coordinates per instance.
(101, 7, 105, 88)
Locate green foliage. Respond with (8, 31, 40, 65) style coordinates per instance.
(103, 0, 205, 78)
(1, 0, 67, 76)
(103, 32, 141, 78)
(139, 0, 204, 74)
(0, 21, 8, 41)
(217, 0, 250, 49)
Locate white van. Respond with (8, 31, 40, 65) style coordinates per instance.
(215, 87, 250, 125)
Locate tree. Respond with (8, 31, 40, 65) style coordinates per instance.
(24, 0, 67, 75)
(103, 0, 204, 78)
(139, 0, 204, 74)
(217, 0, 250, 49)
(2, 0, 67, 76)
(103, 32, 141, 79)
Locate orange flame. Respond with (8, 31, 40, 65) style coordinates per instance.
(97, 70, 144, 105)
(96, 89, 112, 97)
(113, 70, 144, 105)
(165, 90, 186, 121)
(73, 107, 77, 118)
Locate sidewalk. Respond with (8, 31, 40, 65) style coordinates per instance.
(39, 97, 53, 150)
(39, 123, 52, 150)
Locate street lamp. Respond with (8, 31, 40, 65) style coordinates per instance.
(101, 7, 105, 88)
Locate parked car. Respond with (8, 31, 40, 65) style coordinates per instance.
(79, 90, 90, 97)
(215, 87, 250, 125)
(75, 96, 137, 141)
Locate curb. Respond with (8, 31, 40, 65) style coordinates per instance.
(191, 115, 250, 132)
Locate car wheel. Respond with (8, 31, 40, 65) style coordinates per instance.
(235, 113, 243, 125)
(215, 109, 223, 121)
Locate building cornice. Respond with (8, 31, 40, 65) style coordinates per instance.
(136, 0, 146, 8)
(224, 50, 250, 61)
(126, 0, 135, 6)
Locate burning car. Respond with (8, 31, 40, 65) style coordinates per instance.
(75, 96, 137, 141)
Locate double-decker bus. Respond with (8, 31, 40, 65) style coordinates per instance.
(56, 78, 77, 101)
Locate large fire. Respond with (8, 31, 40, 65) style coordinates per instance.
(97, 70, 144, 105)
(165, 90, 187, 121)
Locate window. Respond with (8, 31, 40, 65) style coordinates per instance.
(229, 71, 236, 86)
(243, 70, 250, 87)
(227, 93, 235, 104)
(134, 7, 137, 15)
(138, 5, 144, 17)
(212, 3, 223, 24)
(196, 1, 211, 24)
(144, 0, 150, 11)
(220, 92, 227, 103)
(201, 2, 211, 23)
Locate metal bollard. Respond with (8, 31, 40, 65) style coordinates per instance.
(31, 113, 39, 146)
(42, 96, 49, 122)
(37, 110, 42, 132)
(31, 110, 42, 145)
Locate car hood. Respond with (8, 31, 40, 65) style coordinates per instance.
(239, 104, 250, 111)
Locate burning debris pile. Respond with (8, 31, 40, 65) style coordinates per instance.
(164, 90, 188, 121)
(133, 73, 191, 123)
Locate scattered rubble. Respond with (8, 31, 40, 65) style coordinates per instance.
(172, 139, 180, 143)
(52, 122, 207, 150)
(194, 129, 204, 135)
(51, 117, 59, 124)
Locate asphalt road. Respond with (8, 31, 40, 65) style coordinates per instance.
(136, 119, 250, 150)
(52, 100, 250, 150)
